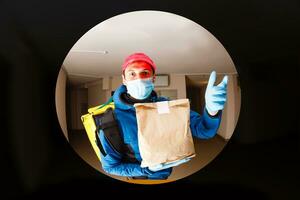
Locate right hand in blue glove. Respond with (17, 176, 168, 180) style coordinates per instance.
(205, 71, 228, 116)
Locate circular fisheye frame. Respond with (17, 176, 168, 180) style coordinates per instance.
(55, 10, 241, 184)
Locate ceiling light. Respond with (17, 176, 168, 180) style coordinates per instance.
(71, 50, 108, 54)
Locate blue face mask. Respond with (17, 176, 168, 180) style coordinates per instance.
(125, 78, 154, 100)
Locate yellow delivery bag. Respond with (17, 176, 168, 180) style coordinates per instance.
(81, 99, 115, 161)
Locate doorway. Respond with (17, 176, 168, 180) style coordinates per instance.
(185, 75, 208, 113)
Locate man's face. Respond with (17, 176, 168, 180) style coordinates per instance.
(122, 61, 156, 84)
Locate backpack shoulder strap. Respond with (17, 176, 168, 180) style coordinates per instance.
(94, 107, 124, 155)
(93, 106, 138, 163)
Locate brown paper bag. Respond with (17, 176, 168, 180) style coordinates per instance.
(134, 99, 195, 168)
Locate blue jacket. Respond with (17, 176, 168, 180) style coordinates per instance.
(98, 84, 222, 179)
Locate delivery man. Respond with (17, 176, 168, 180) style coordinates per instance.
(98, 52, 228, 179)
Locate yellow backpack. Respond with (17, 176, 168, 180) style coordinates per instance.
(80, 97, 172, 184)
(80, 97, 114, 161)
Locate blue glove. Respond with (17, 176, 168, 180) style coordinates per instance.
(205, 71, 228, 115)
(148, 157, 192, 171)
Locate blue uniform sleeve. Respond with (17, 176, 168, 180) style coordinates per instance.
(98, 130, 152, 177)
(190, 107, 222, 139)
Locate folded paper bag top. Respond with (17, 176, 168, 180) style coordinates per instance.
(134, 99, 196, 168)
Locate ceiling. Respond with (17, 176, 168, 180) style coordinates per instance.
(63, 11, 237, 85)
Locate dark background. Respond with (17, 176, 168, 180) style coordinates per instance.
(1, 0, 299, 199)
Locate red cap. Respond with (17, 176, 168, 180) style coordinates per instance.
(122, 53, 156, 72)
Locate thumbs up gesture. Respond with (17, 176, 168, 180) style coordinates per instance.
(205, 71, 228, 116)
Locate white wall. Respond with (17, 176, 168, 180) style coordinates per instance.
(111, 75, 122, 91)
(70, 88, 87, 130)
(84, 77, 113, 109)
(86, 79, 107, 108)
(217, 74, 240, 140)
(55, 67, 68, 140)
(155, 74, 186, 99)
